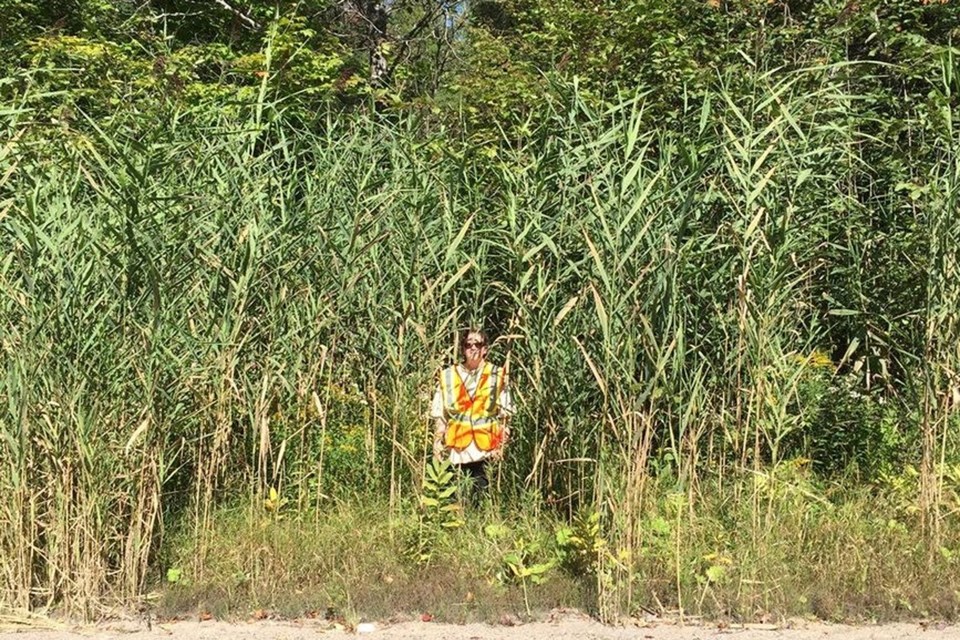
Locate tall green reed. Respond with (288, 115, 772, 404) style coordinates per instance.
(919, 47, 960, 541)
(0, 56, 955, 619)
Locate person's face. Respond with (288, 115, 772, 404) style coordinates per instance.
(462, 332, 488, 370)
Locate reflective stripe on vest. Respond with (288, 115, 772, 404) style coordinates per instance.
(439, 362, 504, 452)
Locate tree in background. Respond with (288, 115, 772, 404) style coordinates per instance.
(0, 0, 474, 118)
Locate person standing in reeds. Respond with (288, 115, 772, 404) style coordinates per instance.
(430, 328, 514, 493)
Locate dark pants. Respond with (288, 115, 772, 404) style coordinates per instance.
(456, 460, 489, 498)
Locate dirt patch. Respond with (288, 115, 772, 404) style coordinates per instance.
(2, 614, 959, 640)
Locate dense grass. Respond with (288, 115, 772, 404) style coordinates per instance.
(158, 476, 960, 623)
(1, 56, 959, 621)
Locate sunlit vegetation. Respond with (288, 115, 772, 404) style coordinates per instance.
(1, 0, 959, 625)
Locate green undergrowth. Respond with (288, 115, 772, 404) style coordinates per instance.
(156, 496, 586, 623)
(155, 471, 960, 624)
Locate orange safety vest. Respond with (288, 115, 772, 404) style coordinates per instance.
(439, 362, 507, 452)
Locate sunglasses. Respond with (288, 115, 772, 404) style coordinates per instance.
(463, 341, 485, 349)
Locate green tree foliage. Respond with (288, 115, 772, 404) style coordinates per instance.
(461, 0, 729, 116)
(0, 0, 470, 118)
(1, 1, 363, 121)
(456, 0, 958, 127)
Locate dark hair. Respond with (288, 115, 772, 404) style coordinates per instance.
(459, 327, 489, 348)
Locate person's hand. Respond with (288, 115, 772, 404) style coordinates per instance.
(432, 439, 446, 462)
(491, 430, 508, 462)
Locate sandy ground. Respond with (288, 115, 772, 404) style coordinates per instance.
(2, 614, 959, 640)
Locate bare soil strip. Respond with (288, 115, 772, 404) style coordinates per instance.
(2, 616, 959, 640)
